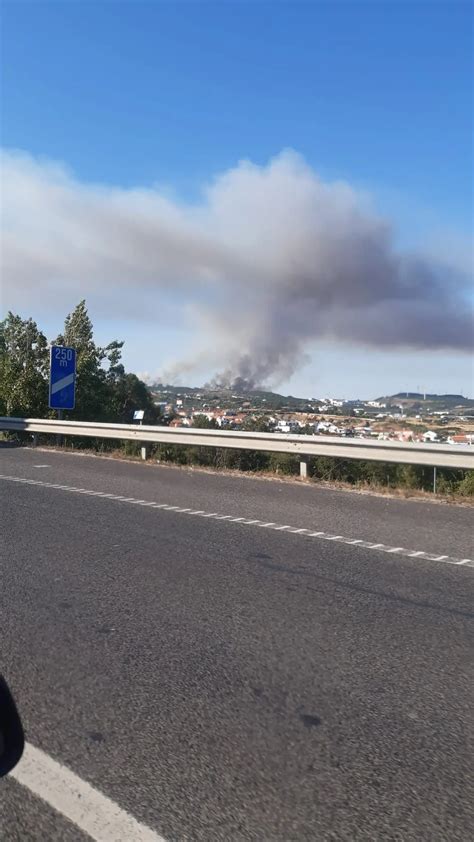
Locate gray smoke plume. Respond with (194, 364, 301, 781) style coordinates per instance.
(1, 149, 472, 387)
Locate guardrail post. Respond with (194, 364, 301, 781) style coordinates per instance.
(141, 445, 148, 461)
(32, 433, 38, 447)
(300, 455, 309, 479)
(57, 409, 64, 447)
(433, 466, 437, 494)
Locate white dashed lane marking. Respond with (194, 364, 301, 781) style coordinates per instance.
(0, 473, 472, 569)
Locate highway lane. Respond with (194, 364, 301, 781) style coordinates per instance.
(1, 444, 473, 559)
(1, 445, 473, 840)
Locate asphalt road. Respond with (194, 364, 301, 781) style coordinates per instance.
(1, 445, 473, 840)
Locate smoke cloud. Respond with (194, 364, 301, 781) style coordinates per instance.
(1, 149, 471, 388)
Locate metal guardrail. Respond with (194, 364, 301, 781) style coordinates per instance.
(0, 416, 472, 473)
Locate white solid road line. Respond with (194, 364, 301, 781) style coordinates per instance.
(0, 473, 473, 569)
(11, 742, 166, 842)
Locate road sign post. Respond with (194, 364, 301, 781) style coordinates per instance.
(49, 346, 76, 412)
(133, 410, 147, 459)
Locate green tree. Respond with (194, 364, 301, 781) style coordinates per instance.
(55, 300, 123, 421)
(1, 300, 161, 454)
(192, 414, 218, 429)
(109, 372, 159, 423)
(242, 415, 271, 432)
(0, 313, 49, 416)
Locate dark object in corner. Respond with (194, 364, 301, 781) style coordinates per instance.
(0, 675, 24, 776)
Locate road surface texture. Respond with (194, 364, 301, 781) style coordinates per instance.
(1, 444, 473, 841)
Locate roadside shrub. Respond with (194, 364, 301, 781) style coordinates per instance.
(121, 440, 142, 458)
(152, 443, 189, 465)
(268, 453, 299, 475)
(457, 471, 474, 496)
(230, 449, 270, 472)
(355, 460, 395, 487)
(394, 464, 423, 490)
(434, 475, 455, 495)
(309, 456, 342, 482)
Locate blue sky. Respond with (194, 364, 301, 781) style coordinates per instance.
(2, 0, 472, 397)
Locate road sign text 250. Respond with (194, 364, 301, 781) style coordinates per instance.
(55, 348, 74, 361)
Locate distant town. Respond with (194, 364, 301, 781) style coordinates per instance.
(149, 385, 474, 446)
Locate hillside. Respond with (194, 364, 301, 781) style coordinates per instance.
(377, 393, 474, 412)
(150, 383, 315, 410)
(152, 383, 472, 411)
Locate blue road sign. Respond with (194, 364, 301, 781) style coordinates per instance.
(49, 346, 76, 410)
